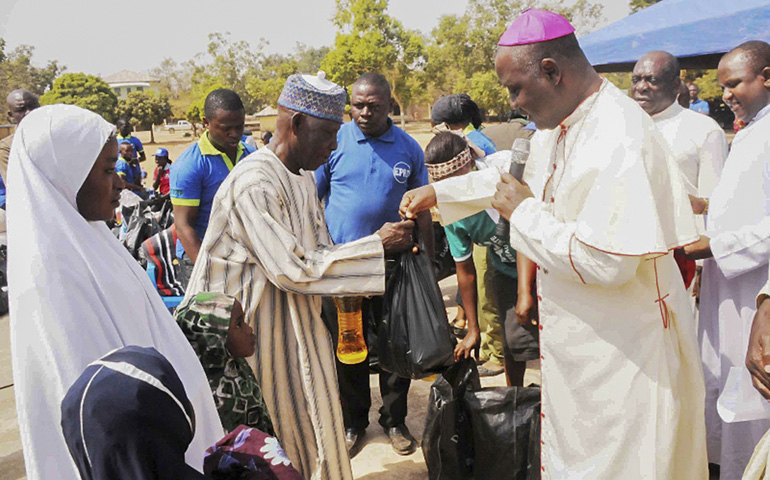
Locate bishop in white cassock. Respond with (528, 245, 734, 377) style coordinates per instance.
(401, 10, 708, 479)
(686, 41, 770, 480)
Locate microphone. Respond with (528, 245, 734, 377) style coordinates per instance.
(494, 137, 530, 239)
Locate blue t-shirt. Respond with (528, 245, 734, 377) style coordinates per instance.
(117, 135, 144, 160)
(316, 120, 428, 243)
(170, 132, 255, 258)
(690, 99, 710, 115)
(466, 128, 497, 156)
(116, 158, 141, 185)
(445, 209, 517, 279)
(0, 173, 6, 208)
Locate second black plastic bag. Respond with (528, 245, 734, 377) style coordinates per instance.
(378, 227, 456, 379)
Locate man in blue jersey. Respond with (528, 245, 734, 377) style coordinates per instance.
(316, 72, 433, 457)
(170, 89, 254, 273)
(116, 118, 146, 162)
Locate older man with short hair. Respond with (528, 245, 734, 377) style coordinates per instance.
(185, 72, 415, 480)
(1, 89, 40, 183)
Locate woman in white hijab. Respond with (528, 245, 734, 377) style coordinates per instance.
(7, 104, 224, 480)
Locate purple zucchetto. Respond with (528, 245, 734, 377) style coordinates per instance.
(498, 9, 576, 47)
(277, 71, 347, 124)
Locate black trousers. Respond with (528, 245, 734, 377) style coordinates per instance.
(322, 295, 411, 430)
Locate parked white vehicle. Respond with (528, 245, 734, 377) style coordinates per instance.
(162, 120, 193, 134)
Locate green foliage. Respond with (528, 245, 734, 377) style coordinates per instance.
(424, 0, 604, 116)
(605, 72, 632, 92)
(116, 91, 172, 143)
(322, 0, 426, 126)
(686, 70, 722, 102)
(630, 0, 662, 13)
(40, 73, 117, 120)
(0, 40, 65, 106)
(185, 81, 227, 126)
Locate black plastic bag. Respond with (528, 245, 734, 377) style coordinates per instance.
(378, 226, 455, 379)
(423, 358, 542, 480)
(423, 358, 480, 480)
(465, 385, 541, 480)
(433, 222, 456, 281)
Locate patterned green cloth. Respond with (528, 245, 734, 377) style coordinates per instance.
(174, 292, 274, 435)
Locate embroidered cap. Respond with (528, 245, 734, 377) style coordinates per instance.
(498, 9, 575, 46)
(277, 71, 347, 123)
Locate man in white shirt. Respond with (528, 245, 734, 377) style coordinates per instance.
(686, 40, 770, 480)
(632, 51, 728, 224)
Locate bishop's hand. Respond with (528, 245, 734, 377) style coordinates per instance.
(399, 185, 437, 220)
(492, 173, 534, 222)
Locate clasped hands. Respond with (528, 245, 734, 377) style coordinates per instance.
(399, 173, 534, 222)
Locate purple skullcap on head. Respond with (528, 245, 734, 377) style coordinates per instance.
(498, 9, 575, 47)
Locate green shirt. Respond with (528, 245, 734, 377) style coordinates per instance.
(444, 209, 517, 279)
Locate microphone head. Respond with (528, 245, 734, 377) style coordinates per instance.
(510, 137, 530, 165)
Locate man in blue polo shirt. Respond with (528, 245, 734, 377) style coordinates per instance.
(116, 118, 146, 162)
(316, 72, 433, 458)
(115, 142, 144, 194)
(170, 89, 254, 273)
(688, 83, 710, 115)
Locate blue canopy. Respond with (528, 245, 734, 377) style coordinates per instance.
(579, 0, 770, 72)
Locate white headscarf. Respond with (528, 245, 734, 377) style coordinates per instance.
(7, 105, 223, 480)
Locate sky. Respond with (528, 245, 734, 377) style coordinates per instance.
(0, 0, 629, 77)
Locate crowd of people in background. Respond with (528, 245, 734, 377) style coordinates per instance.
(3, 7, 770, 480)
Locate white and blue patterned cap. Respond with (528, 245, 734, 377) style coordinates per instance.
(277, 71, 347, 123)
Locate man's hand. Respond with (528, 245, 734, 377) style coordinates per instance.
(689, 195, 708, 215)
(491, 173, 534, 222)
(454, 328, 480, 362)
(515, 291, 538, 327)
(747, 296, 770, 400)
(683, 235, 713, 260)
(399, 185, 437, 220)
(376, 220, 415, 254)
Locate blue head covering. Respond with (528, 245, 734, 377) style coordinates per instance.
(277, 71, 347, 123)
(61, 346, 206, 480)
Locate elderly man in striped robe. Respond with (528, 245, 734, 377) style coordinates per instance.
(184, 72, 415, 480)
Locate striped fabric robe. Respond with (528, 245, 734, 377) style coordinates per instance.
(186, 147, 386, 480)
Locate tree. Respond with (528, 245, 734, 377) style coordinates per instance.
(40, 73, 117, 120)
(246, 53, 299, 110)
(423, 0, 604, 117)
(0, 40, 65, 104)
(630, 0, 663, 13)
(116, 91, 172, 144)
(321, 0, 426, 128)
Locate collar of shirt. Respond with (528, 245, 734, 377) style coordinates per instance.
(748, 103, 770, 127)
(463, 124, 477, 135)
(651, 101, 684, 122)
(351, 118, 395, 144)
(197, 131, 244, 171)
(559, 78, 607, 130)
(117, 134, 133, 140)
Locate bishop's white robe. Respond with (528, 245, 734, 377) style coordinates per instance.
(431, 80, 708, 479)
(699, 104, 770, 479)
(186, 148, 387, 480)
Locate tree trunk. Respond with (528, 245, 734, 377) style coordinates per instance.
(149, 124, 155, 144)
(396, 99, 406, 130)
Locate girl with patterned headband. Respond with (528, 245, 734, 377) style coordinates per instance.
(424, 132, 538, 385)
